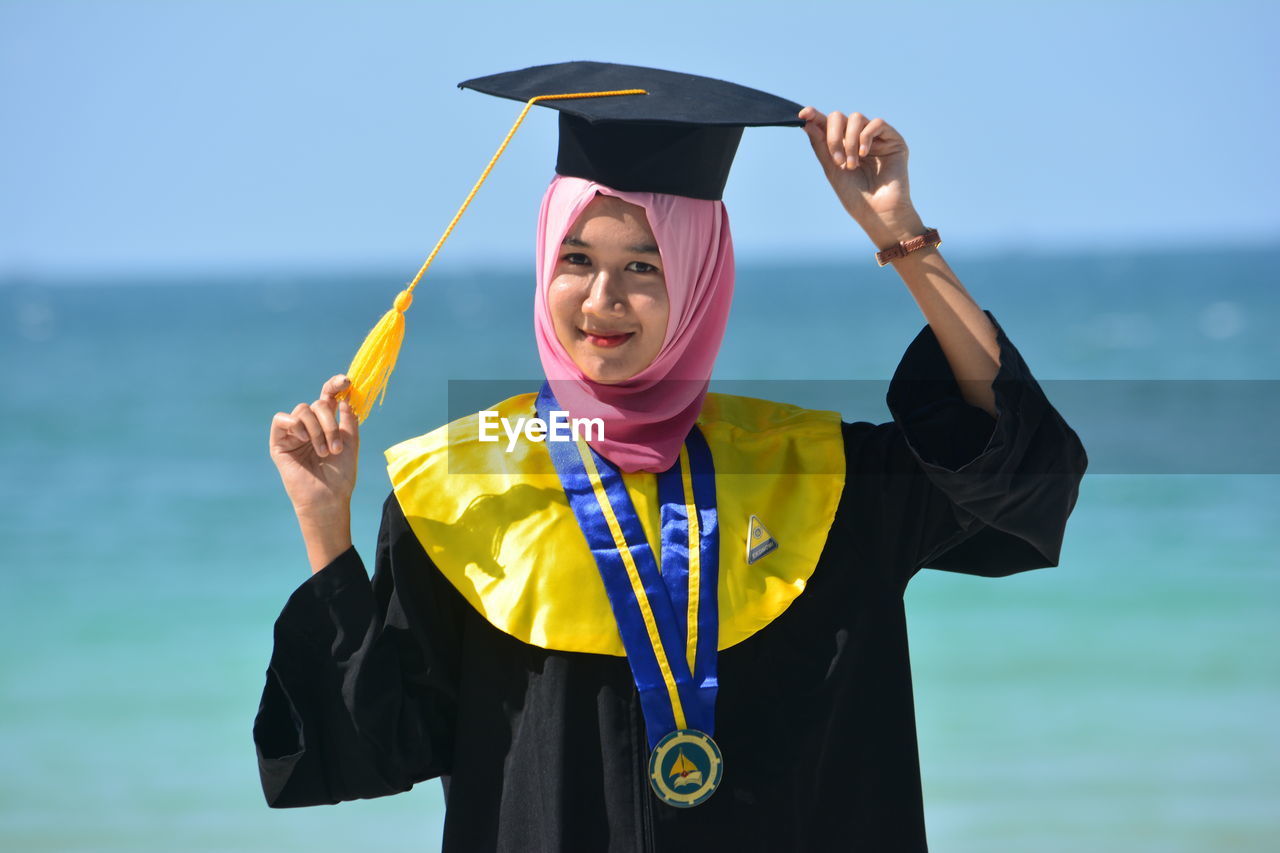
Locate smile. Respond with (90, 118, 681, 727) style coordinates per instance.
(579, 329, 635, 348)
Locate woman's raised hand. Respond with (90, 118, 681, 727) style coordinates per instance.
(269, 375, 360, 520)
(798, 106, 925, 247)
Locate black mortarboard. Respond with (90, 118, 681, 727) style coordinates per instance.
(459, 61, 804, 200)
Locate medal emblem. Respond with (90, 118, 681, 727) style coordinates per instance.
(648, 729, 723, 808)
(746, 514, 778, 564)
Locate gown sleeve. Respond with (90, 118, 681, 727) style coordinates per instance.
(841, 311, 1088, 587)
(252, 493, 462, 807)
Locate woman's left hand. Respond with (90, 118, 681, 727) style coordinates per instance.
(798, 106, 925, 247)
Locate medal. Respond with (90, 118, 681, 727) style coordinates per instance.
(538, 384, 722, 807)
(647, 728, 724, 808)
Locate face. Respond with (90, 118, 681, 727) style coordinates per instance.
(548, 195, 669, 384)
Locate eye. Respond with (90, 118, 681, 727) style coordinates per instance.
(561, 253, 591, 266)
(627, 261, 660, 274)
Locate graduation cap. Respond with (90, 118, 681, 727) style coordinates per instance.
(339, 61, 803, 421)
(459, 61, 804, 201)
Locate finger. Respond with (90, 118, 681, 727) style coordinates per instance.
(312, 397, 342, 455)
(825, 111, 848, 166)
(337, 400, 360, 451)
(270, 412, 301, 452)
(844, 112, 869, 170)
(798, 107, 826, 150)
(287, 406, 313, 444)
(293, 402, 329, 457)
(273, 408, 315, 454)
(799, 107, 835, 166)
(320, 374, 351, 402)
(858, 117, 890, 157)
(797, 105, 826, 131)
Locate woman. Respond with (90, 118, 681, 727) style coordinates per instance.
(257, 71, 1086, 851)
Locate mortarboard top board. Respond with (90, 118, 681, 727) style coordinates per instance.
(458, 61, 805, 201)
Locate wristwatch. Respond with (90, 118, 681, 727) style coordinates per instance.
(875, 228, 941, 266)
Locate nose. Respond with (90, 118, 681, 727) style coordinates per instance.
(580, 268, 626, 317)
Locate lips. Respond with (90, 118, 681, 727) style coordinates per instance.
(580, 328, 634, 348)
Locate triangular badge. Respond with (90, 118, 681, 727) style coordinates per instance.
(746, 514, 779, 564)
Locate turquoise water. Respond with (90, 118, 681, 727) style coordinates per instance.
(2, 247, 1277, 851)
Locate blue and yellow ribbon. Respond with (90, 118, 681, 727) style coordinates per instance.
(537, 383, 719, 748)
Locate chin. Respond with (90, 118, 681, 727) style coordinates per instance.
(583, 366, 634, 385)
(577, 355, 642, 385)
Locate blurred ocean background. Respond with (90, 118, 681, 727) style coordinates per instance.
(2, 247, 1277, 852)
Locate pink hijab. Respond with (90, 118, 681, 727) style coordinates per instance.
(533, 175, 735, 473)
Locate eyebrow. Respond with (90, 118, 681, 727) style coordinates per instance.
(562, 236, 660, 255)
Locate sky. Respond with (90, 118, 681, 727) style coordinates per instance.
(1, 0, 1277, 280)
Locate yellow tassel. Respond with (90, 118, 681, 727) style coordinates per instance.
(337, 87, 647, 423)
(342, 289, 412, 422)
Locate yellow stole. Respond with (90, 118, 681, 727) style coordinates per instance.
(385, 392, 846, 656)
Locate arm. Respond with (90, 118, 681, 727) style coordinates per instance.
(799, 107, 999, 416)
(259, 377, 459, 806)
(846, 316, 1087, 586)
(269, 374, 358, 573)
(254, 495, 461, 806)
(798, 107, 1087, 583)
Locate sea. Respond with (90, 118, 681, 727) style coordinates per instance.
(2, 246, 1277, 852)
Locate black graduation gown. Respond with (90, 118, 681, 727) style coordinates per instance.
(253, 316, 1087, 852)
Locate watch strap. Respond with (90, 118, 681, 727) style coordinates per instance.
(875, 228, 941, 266)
